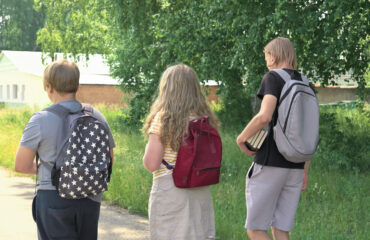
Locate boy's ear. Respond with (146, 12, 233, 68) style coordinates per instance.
(269, 52, 275, 62)
(47, 85, 54, 94)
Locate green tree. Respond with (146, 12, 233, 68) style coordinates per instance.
(34, 0, 118, 58)
(0, 0, 45, 51)
(36, 0, 369, 124)
(265, 0, 369, 98)
(109, 0, 368, 124)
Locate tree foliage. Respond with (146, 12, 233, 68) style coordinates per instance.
(0, 0, 45, 51)
(34, 0, 118, 58)
(36, 0, 369, 125)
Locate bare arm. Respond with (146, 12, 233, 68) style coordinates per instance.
(14, 146, 37, 174)
(236, 94, 277, 156)
(142, 134, 164, 172)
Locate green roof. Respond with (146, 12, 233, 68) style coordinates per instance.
(0, 54, 18, 73)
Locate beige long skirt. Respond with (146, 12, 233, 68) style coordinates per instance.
(149, 174, 216, 240)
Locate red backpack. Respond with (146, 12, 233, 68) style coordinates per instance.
(162, 116, 222, 188)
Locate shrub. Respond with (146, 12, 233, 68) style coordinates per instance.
(316, 104, 370, 172)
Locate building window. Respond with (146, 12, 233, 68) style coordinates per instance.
(7, 85, 10, 100)
(13, 85, 18, 100)
(0, 85, 3, 100)
(21, 85, 25, 101)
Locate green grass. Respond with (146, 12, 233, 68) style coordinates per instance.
(0, 107, 34, 169)
(0, 105, 369, 239)
(103, 130, 151, 213)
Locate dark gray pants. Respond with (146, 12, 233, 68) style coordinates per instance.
(33, 190, 100, 240)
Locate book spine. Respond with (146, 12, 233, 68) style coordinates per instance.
(247, 129, 267, 150)
(255, 130, 268, 149)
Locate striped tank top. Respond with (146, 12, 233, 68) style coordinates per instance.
(148, 112, 197, 179)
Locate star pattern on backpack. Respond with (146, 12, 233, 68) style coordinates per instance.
(58, 118, 111, 199)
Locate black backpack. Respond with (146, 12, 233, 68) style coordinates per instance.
(42, 103, 112, 199)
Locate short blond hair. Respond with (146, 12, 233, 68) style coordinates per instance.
(43, 59, 79, 93)
(264, 37, 297, 70)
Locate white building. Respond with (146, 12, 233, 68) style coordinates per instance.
(0, 51, 123, 107)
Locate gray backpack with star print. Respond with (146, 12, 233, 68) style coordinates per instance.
(44, 104, 112, 199)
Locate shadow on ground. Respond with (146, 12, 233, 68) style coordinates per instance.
(0, 168, 150, 240)
(99, 202, 150, 240)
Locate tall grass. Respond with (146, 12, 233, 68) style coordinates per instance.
(0, 104, 368, 239)
(0, 107, 34, 169)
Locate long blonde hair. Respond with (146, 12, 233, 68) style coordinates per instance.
(143, 64, 219, 151)
(264, 37, 297, 70)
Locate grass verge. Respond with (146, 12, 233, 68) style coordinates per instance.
(0, 105, 368, 239)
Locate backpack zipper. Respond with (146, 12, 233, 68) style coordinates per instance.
(199, 167, 219, 172)
(283, 90, 316, 132)
(196, 167, 219, 176)
(279, 82, 311, 105)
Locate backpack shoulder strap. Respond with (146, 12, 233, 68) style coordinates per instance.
(162, 159, 174, 170)
(43, 104, 70, 119)
(301, 74, 310, 85)
(44, 103, 85, 119)
(82, 103, 94, 115)
(271, 69, 291, 83)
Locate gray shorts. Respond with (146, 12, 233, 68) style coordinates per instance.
(245, 163, 303, 231)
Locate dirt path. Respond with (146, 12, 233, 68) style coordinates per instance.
(0, 168, 150, 240)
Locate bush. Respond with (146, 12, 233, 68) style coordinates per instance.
(316, 104, 370, 172)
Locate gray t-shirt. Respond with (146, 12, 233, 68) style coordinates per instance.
(20, 100, 115, 202)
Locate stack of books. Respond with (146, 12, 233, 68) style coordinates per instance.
(245, 128, 268, 151)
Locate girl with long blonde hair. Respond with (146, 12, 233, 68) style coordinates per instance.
(143, 64, 218, 240)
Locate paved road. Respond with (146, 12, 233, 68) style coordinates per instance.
(0, 168, 150, 240)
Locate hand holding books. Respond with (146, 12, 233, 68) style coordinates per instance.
(244, 128, 268, 152)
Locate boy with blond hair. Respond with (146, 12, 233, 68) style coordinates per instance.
(237, 38, 311, 240)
